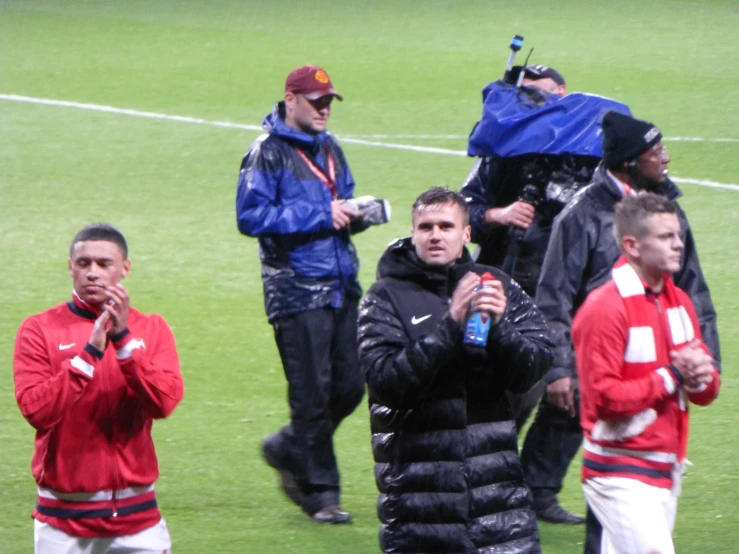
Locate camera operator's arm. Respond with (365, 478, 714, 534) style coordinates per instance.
(461, 156, 506, 243)
(485, 202, 535, 229)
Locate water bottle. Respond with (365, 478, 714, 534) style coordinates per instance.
(463, 272, 497, 346)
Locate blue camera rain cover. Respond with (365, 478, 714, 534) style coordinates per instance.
(467, 82, 631, 158)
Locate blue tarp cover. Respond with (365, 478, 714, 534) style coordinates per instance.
(467, 82, 631, 158)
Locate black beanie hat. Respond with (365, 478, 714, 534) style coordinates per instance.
(601, 111, 662, 168)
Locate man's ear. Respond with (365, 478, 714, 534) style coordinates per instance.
(621, 235, 640, 259)
(121, 259, 131, 280)
(68, 258, 73, 276)
(463, 224, 471, 244)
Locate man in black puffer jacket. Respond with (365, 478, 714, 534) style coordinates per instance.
(358, 187, 554, 554)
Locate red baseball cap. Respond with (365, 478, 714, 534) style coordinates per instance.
(285, 65, 343, 101)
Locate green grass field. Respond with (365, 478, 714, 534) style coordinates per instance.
(1, 1, 738, 552)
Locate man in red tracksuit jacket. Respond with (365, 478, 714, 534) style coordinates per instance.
(572, 194, 719, 554)
(13, 223, 184, 554)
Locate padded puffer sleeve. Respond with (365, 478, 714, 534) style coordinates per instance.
(358, 284, 463, 408)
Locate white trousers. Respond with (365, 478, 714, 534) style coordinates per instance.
(583, 477, 678, 554)
(34, 518, 172, 554)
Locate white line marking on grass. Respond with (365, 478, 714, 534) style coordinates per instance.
(1, 93, 736, 189)
(338, 137, 467, 156)
(665, 137, 739, 143)
(342, 134, 469, 140)
(669, 178, 739, 192)
(0, 94, 264, 132)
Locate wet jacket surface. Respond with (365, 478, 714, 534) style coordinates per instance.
(236, 102, 361, 322)
(357, 238, 554, 554)
(461, 153, 599, 296)
(535, 163, 720, 385)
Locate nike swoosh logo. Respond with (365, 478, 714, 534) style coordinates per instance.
(411, 314, 432, 325)
(58, 343, 76, 350)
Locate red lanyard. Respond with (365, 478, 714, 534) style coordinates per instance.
(295, 146, 337, 198)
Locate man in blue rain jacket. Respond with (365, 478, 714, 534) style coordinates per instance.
(236, 65, 365, 524)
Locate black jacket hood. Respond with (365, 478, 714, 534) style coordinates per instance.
(377, 237, 476, 293)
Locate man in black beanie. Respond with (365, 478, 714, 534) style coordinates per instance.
(523, 110, 720, 553)
(601, 110, 667, 190)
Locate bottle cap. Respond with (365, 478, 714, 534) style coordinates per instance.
(480, 272, 496, 282)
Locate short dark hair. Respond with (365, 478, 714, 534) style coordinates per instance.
(412, 187, 470, 224)
(70, 223, 128, 258)
(614, 193, 678, 243)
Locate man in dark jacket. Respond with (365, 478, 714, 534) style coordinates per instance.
(461, 65, 597, 298)
(462, 66, 612, 525)
(235, 65, 366, 523)
(520, 111, 720, 552)
(358, 187, 554, 554)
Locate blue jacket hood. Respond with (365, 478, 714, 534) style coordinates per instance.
(262, 101, 330, 148)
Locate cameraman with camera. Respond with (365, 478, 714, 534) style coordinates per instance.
(461, 64, 599, 525)
(462, 65, 600, 299)
(462, 47, 634, 523)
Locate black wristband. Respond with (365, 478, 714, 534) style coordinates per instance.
(666, 363, 684, 386)
(84, 342, 104, 360)
(109, 327, 131, 343)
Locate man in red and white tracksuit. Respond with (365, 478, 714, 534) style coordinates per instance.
(573, 193, 720, 554)
(13, 223, 184, 554)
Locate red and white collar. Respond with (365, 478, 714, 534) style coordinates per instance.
(71, 290, 104, 317)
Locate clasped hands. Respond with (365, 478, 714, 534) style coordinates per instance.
(670, 339, 714, 389)
(449, 272, 507, 326)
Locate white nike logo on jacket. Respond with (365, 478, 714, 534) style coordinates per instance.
(411, 315, 432, 325)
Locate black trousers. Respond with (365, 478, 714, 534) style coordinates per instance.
(520, 393, 583, 510)
(269, 302, 365, 515)
(519, 392, 604, 553)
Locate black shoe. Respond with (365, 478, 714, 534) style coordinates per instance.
(261, 438, 304, 506)
(536, 504, 586, 525)
(311, 505, 352, 524)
